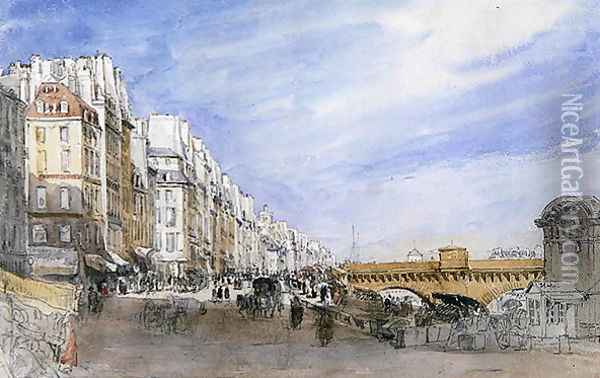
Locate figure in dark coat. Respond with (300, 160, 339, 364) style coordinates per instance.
(315, 307, 334, 347)
(290, 296, 304, 329)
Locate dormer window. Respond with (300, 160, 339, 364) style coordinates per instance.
(60, 101, 68, 113)
(35, 100, 44, 113)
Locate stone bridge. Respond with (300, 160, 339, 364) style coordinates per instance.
(342, 245, 544, 306)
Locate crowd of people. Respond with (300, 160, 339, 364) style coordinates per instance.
(84, 266, 341, 347)
(210, 274, 249, 302)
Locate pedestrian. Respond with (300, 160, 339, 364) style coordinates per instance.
(217, 285, 223, 302)
(320, 284, 327, 303)
(315, 306, 334, 347)
(100, 282, 109, 297)
(224, 285, 230, 301)
(118, 278, 128, 296)
(212, 287, 217, 301)
(87, 286, 98, 314)
(384, 295, 391, 313)
(290, 296, 304, 329)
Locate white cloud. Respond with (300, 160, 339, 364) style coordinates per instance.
(314, 0, 574, 119)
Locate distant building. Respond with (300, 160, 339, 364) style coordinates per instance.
(0, 86, 28, 275)
(488, 246, 542, 259)
(407, 248, 423, 262)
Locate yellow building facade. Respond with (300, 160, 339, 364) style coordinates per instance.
(26, 83, 104, 280)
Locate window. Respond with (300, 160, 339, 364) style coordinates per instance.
(556, 302, 565, 323)
(61, 150, 70, 172)
(32, 225, 47, 243)
(36, 100, 44, 113)
(165, 190, 174, 204)
(59, 224, 71, 242)
(85, 224, 91, 244)
(155, 232, 162, 249)
(546, 299, 564, 324)
(36, 150, 47, 174)
(60, 126, 69, 143)
(528, 298, 540, 326)
(36, 127, 46, 143)
(94, 153, 100, 177)
(166, 233, 176, 252)
(60, 101, 68, 113)
(166, 207, 176, 227)
(36, 187, 47, 209)
(83, 150, 89, 175)
(59, 187, 70, 210)
(95, 224, 101, 245)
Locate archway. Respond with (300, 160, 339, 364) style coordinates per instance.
(376, 286, 431, 307)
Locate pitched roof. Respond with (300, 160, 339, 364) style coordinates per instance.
(26, 82, 98, 124)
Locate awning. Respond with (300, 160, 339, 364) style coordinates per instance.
(526, 281, 586, 303)
(135, 247, 154, 259)
(85, 254, 117, 273)
(106, 250, 130, 267)
(153, 252, 187, 262)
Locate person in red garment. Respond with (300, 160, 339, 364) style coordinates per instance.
(59, 318, 78, 372)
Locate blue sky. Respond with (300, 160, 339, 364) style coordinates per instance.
(2, 0, 600, 259)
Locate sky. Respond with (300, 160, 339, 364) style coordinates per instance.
(1, 0, 600, 260)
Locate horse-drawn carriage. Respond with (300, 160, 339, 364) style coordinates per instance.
(437, 295, 529, 351)
(237, 277, 283, 319)
(141, 295, 207, 334)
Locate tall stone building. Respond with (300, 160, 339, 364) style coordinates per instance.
(25, 82, 104, 280)
(191, 137, 214, 272)
(130, 118, 157, 260)
(0, 53, 133, 265)
(0, 86, 28, 275)
(147, 114, 194, 279)
(120, 119, 135, 264)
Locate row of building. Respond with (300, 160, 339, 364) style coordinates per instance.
(0, 53, 334, 284)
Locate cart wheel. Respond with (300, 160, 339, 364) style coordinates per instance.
(494, 318, 512, 350)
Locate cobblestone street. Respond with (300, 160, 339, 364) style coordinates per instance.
(68, 297, 600, 378)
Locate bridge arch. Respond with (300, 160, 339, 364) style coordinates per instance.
(375, 286, 433, 306)
(348, 269, 542, 307)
